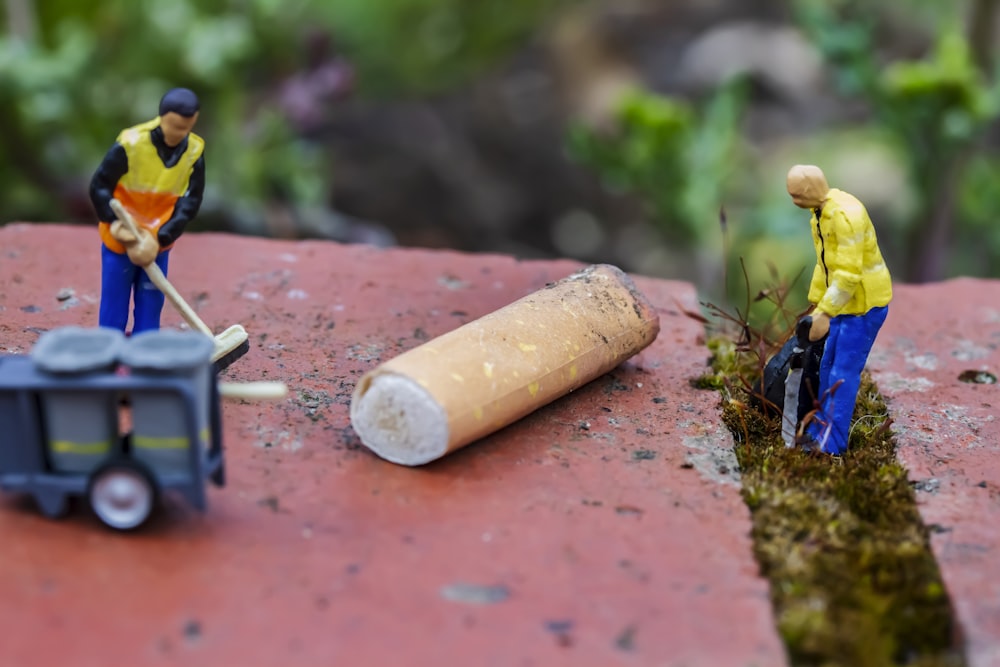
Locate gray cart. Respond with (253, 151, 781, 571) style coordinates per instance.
(0, 327, 225, 531)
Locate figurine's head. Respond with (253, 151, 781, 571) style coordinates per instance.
(158, 88, 200, 148)
(786, 164, 830, 209)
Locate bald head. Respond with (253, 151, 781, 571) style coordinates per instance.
(787, 164, 830, 209)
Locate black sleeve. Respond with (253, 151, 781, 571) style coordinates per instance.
(89, 144, 129, 222)
(157, 154, 206, 247)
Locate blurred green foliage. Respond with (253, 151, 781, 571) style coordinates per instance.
(1, 0, 319, 222)
(571, 0, 1000, 287)
(568, 79, 806, 322)
(796, 0, 1000, 281)
(319, 0, 573, 95)
(3, 0, 1000, 286)
(568, 80, 747, 247)
(0, 0, 568, 226)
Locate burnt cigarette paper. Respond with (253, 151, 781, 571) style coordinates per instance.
(349, 264, 660, 465)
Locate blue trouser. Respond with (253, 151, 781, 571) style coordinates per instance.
(99, 244, 170, 334)
(807, 305, 889, 455)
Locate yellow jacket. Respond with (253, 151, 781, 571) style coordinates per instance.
(808, 188, 892, 316)
(98, 117, 205, 253)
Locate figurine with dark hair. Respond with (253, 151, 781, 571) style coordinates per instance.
(786, 164, 892, 455)
(90, 88, 205, 333)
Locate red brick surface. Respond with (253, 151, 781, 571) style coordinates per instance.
(868, 279, 1000, 667)
(0, 224, 785, 667)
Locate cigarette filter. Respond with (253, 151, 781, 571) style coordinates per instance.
(349, 264, 660, 465)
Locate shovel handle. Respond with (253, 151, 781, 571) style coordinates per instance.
(108, 199, 215, 338)
(795, 316, 813, 348)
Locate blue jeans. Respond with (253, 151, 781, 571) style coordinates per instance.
(99, 244, 170, 334)
(807, 306, 889, 455)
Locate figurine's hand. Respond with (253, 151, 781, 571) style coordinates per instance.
(124, 228, 160, 267)
(109, 219, 138, 244)
(809, 311, 830, 341)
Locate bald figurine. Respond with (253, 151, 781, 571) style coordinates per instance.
(786, 164, 892, 455)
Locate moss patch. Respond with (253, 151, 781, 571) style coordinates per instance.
(708, 342, 966, 666)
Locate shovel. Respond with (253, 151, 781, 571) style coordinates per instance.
(109, 199, 249, 370)
(781, 317, 811, 447)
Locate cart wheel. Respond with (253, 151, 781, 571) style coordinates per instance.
(87, 461, 157, 531)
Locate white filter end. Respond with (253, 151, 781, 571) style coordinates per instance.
(350, 373, 449, 466)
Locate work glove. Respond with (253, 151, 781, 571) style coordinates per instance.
(109, 219, 159, 267)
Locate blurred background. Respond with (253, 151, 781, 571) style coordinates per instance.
(2, 0, 999, 318)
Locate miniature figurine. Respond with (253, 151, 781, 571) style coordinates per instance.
(786, 164, 892, 455)
(90, 88, 205, 334)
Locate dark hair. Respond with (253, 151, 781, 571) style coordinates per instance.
(159, 88, 200, 117)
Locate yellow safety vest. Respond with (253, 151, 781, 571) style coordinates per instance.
(99, 117, 205, 253)
(808, 189, 893, 316)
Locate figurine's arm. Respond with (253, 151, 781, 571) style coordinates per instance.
(815, 209, 863, 317)
(156, 154, 205, 247)
(89, 144, 129, 222)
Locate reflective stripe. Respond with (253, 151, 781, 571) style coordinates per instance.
(134, 435, 191, 450)
(134, 427, 210, 450)
(50, 440, 112, 455)
(825, 284, 851, 309)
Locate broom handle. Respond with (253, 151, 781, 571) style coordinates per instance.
(218, 381, 288, 400)
(109, 199, 215, 338)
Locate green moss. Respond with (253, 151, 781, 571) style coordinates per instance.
(712, 340, 966, 666)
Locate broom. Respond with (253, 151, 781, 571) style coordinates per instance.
(109, 199, 250, 370)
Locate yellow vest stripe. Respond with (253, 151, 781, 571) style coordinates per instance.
(134, 428, 210, 450)
(134, 435, 191, 450)
(50, 440, 112, 455)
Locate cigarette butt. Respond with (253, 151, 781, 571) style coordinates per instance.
(349, 264, 660, 466)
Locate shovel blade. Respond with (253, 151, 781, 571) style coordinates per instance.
(781, 367, 803, 447)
